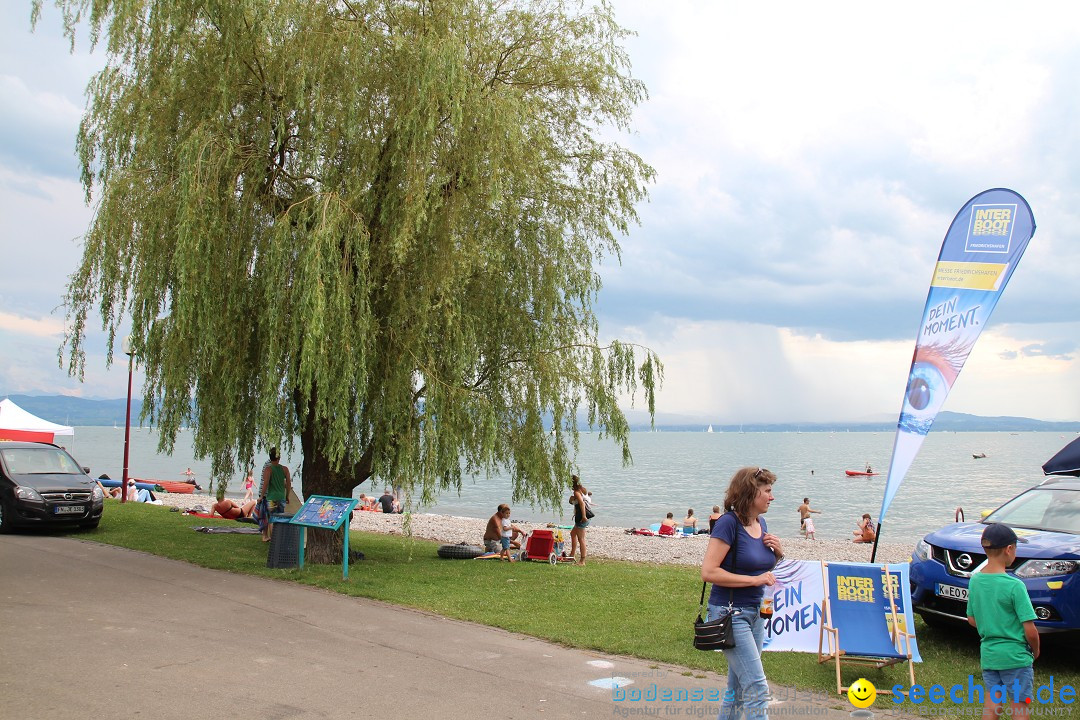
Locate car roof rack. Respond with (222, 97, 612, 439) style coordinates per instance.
(1039, 475, 1080, 488)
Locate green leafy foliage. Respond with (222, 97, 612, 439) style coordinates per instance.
(42, 0, 662, 560)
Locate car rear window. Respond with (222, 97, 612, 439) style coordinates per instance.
(0, 447, 82, 475)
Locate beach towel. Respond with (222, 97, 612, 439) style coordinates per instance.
(253, 497, 270, 534)
(184, 511, 257, 523)
(192, 526, 260, 534)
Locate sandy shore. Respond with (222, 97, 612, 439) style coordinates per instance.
(155, 493, 913, 566)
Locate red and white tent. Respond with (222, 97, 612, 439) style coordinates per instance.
(0, 398, 75, 444)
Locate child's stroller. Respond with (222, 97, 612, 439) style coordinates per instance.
(516, 527, 569, 565)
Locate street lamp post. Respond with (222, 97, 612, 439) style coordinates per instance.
(121, 336, 134, 504)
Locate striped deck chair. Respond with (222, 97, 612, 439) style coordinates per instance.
(818, 562, 916, 696)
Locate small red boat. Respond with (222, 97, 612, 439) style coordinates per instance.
(133, 478, 198, 493)
(845, 470, 879, 477)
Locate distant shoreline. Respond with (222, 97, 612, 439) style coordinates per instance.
(5, 394, 1080, 431)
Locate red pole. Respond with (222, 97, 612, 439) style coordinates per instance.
(121, 350, 133, 504)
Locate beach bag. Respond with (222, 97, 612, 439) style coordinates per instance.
(693, 512, 738, 650)
(583, 493, 595, 519)
(694, 595, 735, 650)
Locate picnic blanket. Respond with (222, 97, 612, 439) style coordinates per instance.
(184, 511, 256, 523)
(192, 526, 260, 534)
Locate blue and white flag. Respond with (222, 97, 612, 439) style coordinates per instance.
(878, 189, 1036, 524)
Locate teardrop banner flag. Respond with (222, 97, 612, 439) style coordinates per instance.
(877, 189, 1036, 528)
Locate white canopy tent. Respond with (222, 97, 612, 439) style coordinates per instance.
(0, 398, 75, 443)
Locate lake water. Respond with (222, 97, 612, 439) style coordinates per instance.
(64, 427, 1074, 546)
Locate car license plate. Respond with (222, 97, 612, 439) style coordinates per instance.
(54, 506, 85, 515)
(936, 583, 968, 601)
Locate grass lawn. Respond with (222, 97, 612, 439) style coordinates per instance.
(76, 502, 1078, 703)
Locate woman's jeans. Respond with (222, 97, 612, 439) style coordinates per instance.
(707, 603, 769, 720)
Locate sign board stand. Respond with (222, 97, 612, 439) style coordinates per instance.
(289, 495, 359, 580)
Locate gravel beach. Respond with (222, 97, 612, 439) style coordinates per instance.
(156, 493, 914, 566)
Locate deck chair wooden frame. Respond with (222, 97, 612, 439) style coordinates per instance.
(817, 562, 916, 696)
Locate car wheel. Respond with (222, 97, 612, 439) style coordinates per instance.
(916, 611, 952, 631)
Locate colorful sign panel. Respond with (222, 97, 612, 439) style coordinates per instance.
(762, 559, 824, 653)
(879, 189, 1035, 524)
(762, 560, 921, 662)
(290, 495, 356, 531)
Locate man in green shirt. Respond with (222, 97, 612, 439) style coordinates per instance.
(966, 523, 1039, 718)
(259, 447, 292, 542)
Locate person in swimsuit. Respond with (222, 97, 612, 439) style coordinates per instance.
(682, 509, 698, 534)
(707, 505, 722, 533)
(259, 448, 291, 541)
(797, 498, 821, 537)
(659, 512, 678, 535)
(242, 469, 255, 503)
(211, 498, 256, 519)
(852, 513, 876, 543)
(484, 504, 524, 552)
(569, 476, 589, 565)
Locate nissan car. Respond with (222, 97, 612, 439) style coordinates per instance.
(909, 475, 1080, 633)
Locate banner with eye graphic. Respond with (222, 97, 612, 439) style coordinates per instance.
(878, 189, 1036, 525)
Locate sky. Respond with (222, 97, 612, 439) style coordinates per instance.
(1, 1, 1078, 424)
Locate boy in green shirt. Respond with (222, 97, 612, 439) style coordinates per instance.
(966, 523, 1039, 719)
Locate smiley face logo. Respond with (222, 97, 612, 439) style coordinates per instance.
(847, 678, 877, 708)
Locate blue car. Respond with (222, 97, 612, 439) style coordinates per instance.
(909, 475, 1080, 633)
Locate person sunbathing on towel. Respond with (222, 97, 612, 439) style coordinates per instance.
(97, 481, 121, 499)
(211, 499, 256, 520)
(659, 512, 678, 536)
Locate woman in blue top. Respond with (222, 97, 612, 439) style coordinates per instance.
(701, 467, 784, 720)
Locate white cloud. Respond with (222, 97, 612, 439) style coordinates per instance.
(1, 0, 1077, 423)
(0, 310, 64, 337)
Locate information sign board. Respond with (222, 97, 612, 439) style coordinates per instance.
(288, 495, 358, 579)
(291, 495, 356, 531)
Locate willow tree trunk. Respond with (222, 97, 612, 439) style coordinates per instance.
(299, 420, 374, 564)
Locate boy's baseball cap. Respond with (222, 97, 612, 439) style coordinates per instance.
(981, 523, 1027, 549)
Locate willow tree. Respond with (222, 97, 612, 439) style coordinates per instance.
(44, 0, 661, 561)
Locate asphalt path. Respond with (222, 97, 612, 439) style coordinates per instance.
(0, 535, 884, 719)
